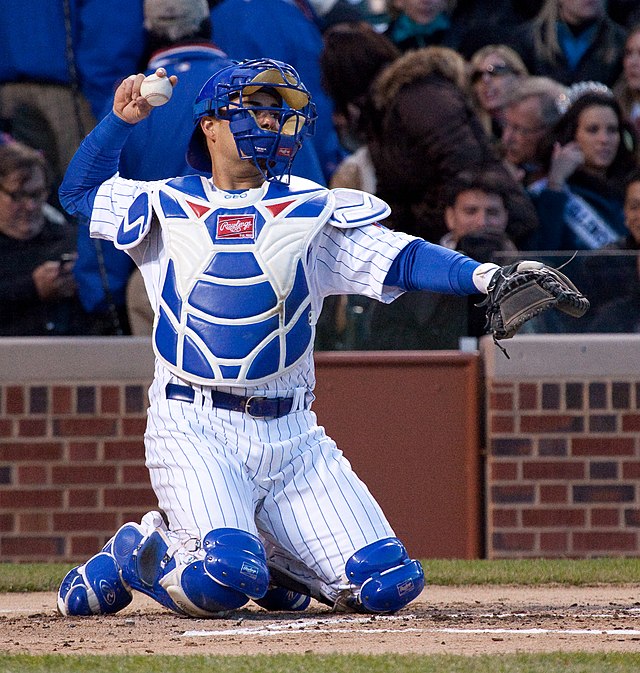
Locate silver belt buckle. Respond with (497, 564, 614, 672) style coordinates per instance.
(244, 395, 268, 418)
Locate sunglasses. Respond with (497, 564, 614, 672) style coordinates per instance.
(471, 64, 516, 84)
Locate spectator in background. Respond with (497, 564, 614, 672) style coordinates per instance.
(74, 0, 231, 335)
(362, 46, 538, 245)
(614, 24, 640, 163)
(507, 0, 627, 88)
(210, 0, 345, 184)
(319, 22, 400, 192)
(0, 0, 145, 195)
(0, 141, 87, 336)
(383, 0, 457, 53)
(501, 76, 568, 185)
(526, 85, 636, 251)
(366, 169, 518, 349)
(468, 44, 529, 144)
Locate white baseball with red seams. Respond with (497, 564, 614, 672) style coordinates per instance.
(140, 72, 173, 107)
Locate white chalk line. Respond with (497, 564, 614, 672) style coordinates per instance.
(183, 612, 640, 638)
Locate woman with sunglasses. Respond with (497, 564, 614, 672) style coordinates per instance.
(468, 44, 528, 143)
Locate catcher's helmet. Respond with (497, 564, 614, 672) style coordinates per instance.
(187, 59, 316, 182)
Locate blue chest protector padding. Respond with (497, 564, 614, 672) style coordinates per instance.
(145, 175, 333, 386)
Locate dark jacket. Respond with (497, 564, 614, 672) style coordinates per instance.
(506, 15, 626, 88)
(0, 208, 87, 336)
(364, 48, 538, 244)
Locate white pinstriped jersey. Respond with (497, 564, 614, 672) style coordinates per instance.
(89, 173, 416, 601)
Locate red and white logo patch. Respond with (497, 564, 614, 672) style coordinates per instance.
(216, 214, 256, 239)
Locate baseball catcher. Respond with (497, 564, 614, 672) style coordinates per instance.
(55, 57, 589, 621)
(481, 260, 590, 356)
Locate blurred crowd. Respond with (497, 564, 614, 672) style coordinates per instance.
(2, 0, 640, 343)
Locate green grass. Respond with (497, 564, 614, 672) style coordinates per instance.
(1, 557, 638, 592)
(1, 654, 640, 673)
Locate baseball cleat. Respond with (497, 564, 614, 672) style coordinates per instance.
(254, 586, 311, 611)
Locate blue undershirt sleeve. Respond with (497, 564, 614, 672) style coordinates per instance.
(385, 239, 481, 295)
(59, 112, 135, 219)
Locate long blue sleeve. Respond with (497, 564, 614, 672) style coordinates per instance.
(59, 112, 135, 218)
(385, 239, 481, 295)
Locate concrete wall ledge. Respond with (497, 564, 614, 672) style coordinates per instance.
(0, 337, 155, 382)
(481, 334, 640, 381)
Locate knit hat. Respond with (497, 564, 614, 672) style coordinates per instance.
(144, 0, 209, 41)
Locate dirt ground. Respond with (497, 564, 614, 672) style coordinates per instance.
(1, 585, 640, 656)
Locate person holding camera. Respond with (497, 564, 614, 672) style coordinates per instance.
(0, 139, 88, 336)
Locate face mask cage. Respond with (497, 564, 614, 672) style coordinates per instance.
(195, 60, 317, 182)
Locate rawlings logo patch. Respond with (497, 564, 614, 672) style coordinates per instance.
(240, 562, 259, 579)
(277, 146, 293, 157)
(216, 214, 255, 239)
(397, 578, 415, 597)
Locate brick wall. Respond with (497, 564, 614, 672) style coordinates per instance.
(0, 381, 155, 561)
(483, 335, 640, 558)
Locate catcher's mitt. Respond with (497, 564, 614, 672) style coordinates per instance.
(481, 260, 590, 354)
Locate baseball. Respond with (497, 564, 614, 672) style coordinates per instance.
(140, 72, 173, 107)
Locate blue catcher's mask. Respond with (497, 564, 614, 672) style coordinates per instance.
(187, 59, 317, 182)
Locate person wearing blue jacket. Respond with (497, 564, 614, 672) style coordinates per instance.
(74, 0, 233, 334)
(210, 0, 346, 185)
(0, 0, 145, 188)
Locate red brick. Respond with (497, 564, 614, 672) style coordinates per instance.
(0, 442, 63, 461)
(540, 532, 568, 552)
(622, 461, 640, 478)
(17, 465, 48, 485)
(539, 484, 568, 503)
(18, 512, 50, 532)
(572, 437, 634, 456)
(491, 415, 515, 433)
(70, 536, 104, 557)
(53, 512, 117, 532)
(51, 465, 117, 484)
(492, 509, 518, 527)
(492, 532, 535, 552)
(625, 509, 640, 527)
(53, 418, 117, 437)
(591, 508, 620, 526)
(5, 386, 25, 415)
(573, 532, 636, 552)
(68, 489, 99, 508)
(522, 461, 585, 480)
(491, 485, 535, 504)
(520, 415, 583, 433)
(0, 535, 64, 558)
(490, 392, 513, 411)
(103, 487, 157, 507)
(122, 418, 147, 437)
(104, 440, 144, 461)
(0, 489, 63, 508)
(0, 513, 14, 532)
(622, 413, 640, 431)
(122, 465, 150, 484)
(18, 419, 47, 437)
(522, 508, 585, 527)
(52, 386, 72, 414)
(490, 462, 519, 480)
(0, 420, 12, 436)
(100, 386, 121, 414)
(573, 485, 634, 503)
(69, 441, 99, 461)
(519, 383, 538, 410)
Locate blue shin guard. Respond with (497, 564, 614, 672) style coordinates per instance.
(345, 537, 425, 614)
(57, 552, 133, 616)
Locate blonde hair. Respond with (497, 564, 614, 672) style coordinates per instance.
(469, 45, 529, 82)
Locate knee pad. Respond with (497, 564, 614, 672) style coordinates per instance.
(57, 552, 132, 616)
(345, 537, 425, 614)
(202, 528, 269, 600)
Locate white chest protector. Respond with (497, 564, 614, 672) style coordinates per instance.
(115, 175, 390, 386)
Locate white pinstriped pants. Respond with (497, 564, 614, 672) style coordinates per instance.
(144, 382, 395, 596)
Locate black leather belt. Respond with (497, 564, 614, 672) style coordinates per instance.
(165, 383, 295, 419)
